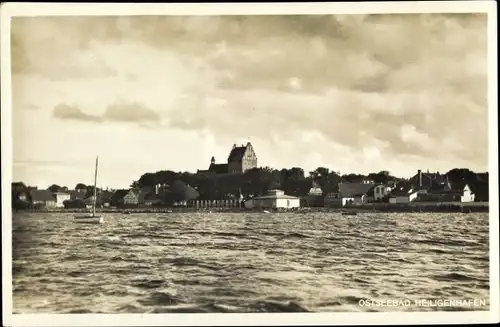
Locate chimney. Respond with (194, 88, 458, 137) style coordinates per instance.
(418, 169, 422, 187)
(233, 144, 236, 149)
(211, 156, 215, 165)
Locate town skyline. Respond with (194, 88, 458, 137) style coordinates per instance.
(13, 158, 489, 191)
(11, 13, 489, 189)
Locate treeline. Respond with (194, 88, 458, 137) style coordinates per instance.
(131, 167, 489, 201)
(130, 167, 403, 200)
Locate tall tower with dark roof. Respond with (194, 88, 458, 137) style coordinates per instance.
(227, 142, 257, 174)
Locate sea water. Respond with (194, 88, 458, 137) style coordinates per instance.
(12, 211, 490, 313)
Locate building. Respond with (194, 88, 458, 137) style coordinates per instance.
(197, 142, 258, 176)
(53, 192, 71, 208)
(371, 184, 390, 201)
(460, 184, 475, 202)
(388, 182, 418, 204)
(409, 169, 446, 190)
(142, 184, 170, 206)
(419, 181, 476, 203)
(123, 190, 139, 205)
(137, 187, 153, 205)
(305, 181, 324, 207)
(324, 192, 342, 207)
(30, 190, 57, 208)
(143, 192, 165, 206)
(244, 189, 300, 209)
(338, 181, 376, 206)
(109, 189, 131, 207)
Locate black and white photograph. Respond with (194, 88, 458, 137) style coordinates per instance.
(1, 1, 498, 326)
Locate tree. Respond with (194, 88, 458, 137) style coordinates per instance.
(12, 199, 31, 210)
(446, 168, 476, 185)
(75, 183, 87, 189)
(48, 184, 62, 193)
(169, 180, 199, 204)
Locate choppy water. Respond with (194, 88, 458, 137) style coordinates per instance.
(12, 212, 490, 313)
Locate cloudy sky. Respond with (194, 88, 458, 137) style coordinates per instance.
(10, 13, 489, 189)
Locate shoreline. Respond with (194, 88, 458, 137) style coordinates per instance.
(13, 203, 489, 214)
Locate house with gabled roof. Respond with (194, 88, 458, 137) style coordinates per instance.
(53, 192, 71, 208)
(143, 192, 165, 206)
(137, 187, 153, 204)
(409, 169, 446, 190)
(197, 142, 258, 176)
(366, 184, 391, 201)
(110, 189, 132, 207)
(338, 181, 376, 206)
(30, 190, 57, 208)
(418, 179, 476, 203)
(388, 181, 418, 203)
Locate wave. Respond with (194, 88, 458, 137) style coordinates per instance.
(149, 302, 240, 313)
(432, 272, 481, 282)
(279, 232, 312, 239)
(159, 257, 223, 271)
(248, 300, 310, 312)
(138, 291, 183, 306)
(131, 278, 166, 289)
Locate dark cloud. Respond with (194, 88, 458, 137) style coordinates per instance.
(53, 104, 102, 122)
(52, 102, 161, 125)
(103, 102, 161, 123)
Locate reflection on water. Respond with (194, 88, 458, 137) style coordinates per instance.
(12, 212, 489, 313)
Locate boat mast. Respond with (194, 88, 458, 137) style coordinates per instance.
(92, 156, 99, 216)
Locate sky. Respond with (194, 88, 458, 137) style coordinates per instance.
(10, 13, 489, 189)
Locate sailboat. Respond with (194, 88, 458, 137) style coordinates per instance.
(74, 157, 104, 224)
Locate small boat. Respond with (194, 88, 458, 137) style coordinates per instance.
(262, 210, 270, 214)
(74, 214, 104, 224)
(123, 210, 131, 215)
(74, 156, 104, 224)
(341, 211, 357, 216)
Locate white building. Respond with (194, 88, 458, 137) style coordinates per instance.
(244, 189, 300, 209)
(460, 184, 475, 202)
(54, 192, 71, 208)
(388, 183, 425, 203)
(373, 185, 390, 200)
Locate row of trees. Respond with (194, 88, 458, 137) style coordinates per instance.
(130, 167, 489, 201)
(129, 167, 403, 200)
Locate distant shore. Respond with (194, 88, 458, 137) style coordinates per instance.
(13, 202, 489, 214)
